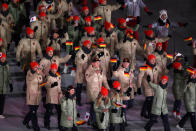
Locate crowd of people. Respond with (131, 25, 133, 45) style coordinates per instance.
(0, 0, 195, 131)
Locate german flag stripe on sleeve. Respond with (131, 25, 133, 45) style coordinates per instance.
(184, 37, 192, 42)
(40, 82, 47, 87)
(99, 44, 106, 47)
(140, 66, 147, 71)
(56, 72, 60, 77)
(76, 120, 86, 126)
(144, 43, 147, 50)
(124, 72, 130, 77)
(110, 59, 117, 63)
(94, 16, 102, 21)
(167, 54, 173, 59)
(187, 66, 195, 74)
(74, 46, 80, 51)
(65, 41, 73, 46)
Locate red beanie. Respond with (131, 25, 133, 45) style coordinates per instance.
(156, 42, 162, 48)
(173, 62, 182, 69)
(82, 6, 89, 12)
(85, 16, 92, 22)
(117, 18, 126, 25)
(83, 40, 91, 47)
(99, 0, 106, 4)
(104, 21, 113, 30)
(0, 53, 6, 59)
(84, 26, 94, 34)
(30, 62, 39, 69)
(50, 63, 58, 70)
(113, 81, 120, 89)
(101, 86, 108, 96)
(0, 38, 2, 42)
(148, 54, 156, 61)
(144, 30, 154, 37)
(161, 75, 168, 82)
(38, 5, 45, 11)
(46, 46, 54, 53)
(1, 3, 8, 9)
(73, 16, 80, 21)
(97, 37, 104, 44)
(39, 12, 46, 17)
(26, 27, 34, 35)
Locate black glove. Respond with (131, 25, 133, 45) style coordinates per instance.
(77, 113, 80, 118)
(81, 54, 85, 60)
(7, 44, 10, 50)
(69, 50, 75, 56)
(137, 88, 142, 95)
(137, 16, 141, 24)
(123, 36, 127, 43)
(111, 109, 118, 113)
(168, 35, 172, 38)
(57, 39, 61, 44)
(97, 52, 104, 58)
(147, 11, 153, 16)
(51, 82, 58, 88)
(0, 18, 2, 25)
(166, 62, 173, 70)
(126, 88, 132, 97)
(147, 75, 151, 83)
(17, 62, 20, 67)
(183, 23, 188, 27)
(112, 63, 118, 71)
(34, 26, 38, 32)
(100, 112, 105, 123)
(184, 56, 188, 62)
(143, 25, 149, 28)
(9, 84, 13, 93)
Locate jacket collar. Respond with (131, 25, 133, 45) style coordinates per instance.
(49, 71, 57, 77)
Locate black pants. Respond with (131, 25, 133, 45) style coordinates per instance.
(89, 102, 96, 124)
(178, 112, 196, 130)
(23, 105, 39, 131)
(33, 0, 40, 11)
(109, 123, 125, 131)
(0, 94, 6, 115)
(141, 96, 154, 118)
(145, 114, 170, 131)
(60, 126, 78, 131)
(24, 2, 31, 27)
(44, 104, 61, 127)
(173, 100, 181, 113)
(76, 83, 83, 105)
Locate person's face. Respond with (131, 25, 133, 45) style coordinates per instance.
(117, 86, 121, 90)
(103, 0, 107, 5)
(51, 68, 57, 74)
(74, 21, 79, 27)
(161, 14, 167, 21)
(29, 33, 34, 38)
(69, 89, 75, 96)
(107, 27, 112, 32)
(157, 45, 162, 51)
(149, 58, 156, 65)
(178, 65, 182, 70)
(40, 8, 47, 13)
(85, 21, 91, 26)
(90, 30, 95, 35)
(40, 16, 45, 21)
(53, 33, 59, 39)
(149, 32, 154, 38)
(2, 7, 8, 12)
(92, 61, 100, 68)
(123, 62, 130, 68)
(122, 22, 127, 27)
(83, 10, 89, 16)
(161, 79, 167, 85)
(0, 57, 6, 63)
(13, 0, 18, 4)
(48, 50, 53, 57)
(0, 41, 2, 46)
(86, 43, 91, 49)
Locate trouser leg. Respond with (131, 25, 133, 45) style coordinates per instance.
(55, 104, 61, 128)
(76, 84, 83, 106)
(120, 123, 125, 131)
(190, 112, 196, 131)
(0, 94, 6, 115)
(146, 96, 154, 117)
(141, 98, 148, 117)
(178, 113, 189, 128)
(144, 114, 158, 131)
(109, 123, 116, 131)
(176, 100, 182, 114)
(161, 114, 170, 131)
(89, 102, 96, 125)
(44, 104, 53, 127)
(31, 106, 40, 131)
